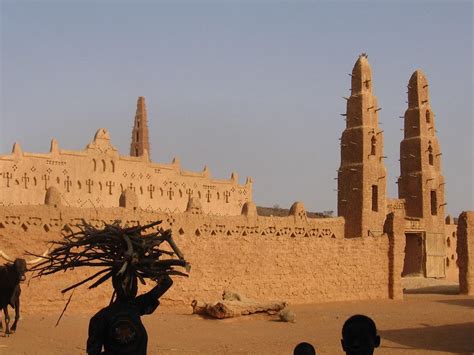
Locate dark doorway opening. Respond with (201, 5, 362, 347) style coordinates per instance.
(402, 233, 424, 276)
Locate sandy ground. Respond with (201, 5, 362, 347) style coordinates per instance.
(0, 279, 473, 355)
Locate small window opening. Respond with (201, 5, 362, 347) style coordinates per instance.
(370, 135, 376, 156)
(136, 131, 139, 142)
(371, 185, 378, 212)
(426, 110, 431, 123)
(431, 190, 437, 215)
(428, 145, 434, 166)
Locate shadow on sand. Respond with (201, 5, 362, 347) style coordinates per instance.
(379, 322, 474, 353)
(403, 285, 459, 295)
(436, 298, 474, 309)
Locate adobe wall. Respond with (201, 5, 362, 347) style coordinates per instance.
(0, 203, 398, 315)
(383, 212, 405, 299)
(445, 216, 459, 282)
(457, 211, 474, 295)
(0, 129, 252, 216)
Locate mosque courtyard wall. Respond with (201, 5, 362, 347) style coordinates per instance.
(0, 201, 402, 313)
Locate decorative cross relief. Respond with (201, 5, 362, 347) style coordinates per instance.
(64, 176, 72, 192)
(3, 172, 12, 188)
(128, 183, 136, 192)
(186, 188, 193, 198)
(106, 181, 115, 195)
(22, 173, 30, 189)
(167, 187, 174, 200)
(147, 184, 155, 199)
(41, 174, 50, 189)
(224, 191, 230, 203)
(86, 179, 94, 193)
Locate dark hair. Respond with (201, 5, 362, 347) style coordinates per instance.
(342, 315, 377, 338)
(112, 270, 138, 300)
(294, 342, 316, 355)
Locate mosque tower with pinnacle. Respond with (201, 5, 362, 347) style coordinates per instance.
(130, 96, 151, 159)
(398, 70, 446, 233)
(337, 54, 387, 238)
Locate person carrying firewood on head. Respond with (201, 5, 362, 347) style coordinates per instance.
(28, 220, 189, 355)
(87, 271, 173, 355)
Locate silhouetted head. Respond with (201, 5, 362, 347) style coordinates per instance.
(341, 315, 380, 355)
(112, 270, 138, 301)
(13, 258, 27, 282)
(294, 342, 316, 355)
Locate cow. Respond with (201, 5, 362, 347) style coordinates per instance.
(0, 248, 49, 335)
(0, 258, 26, 335)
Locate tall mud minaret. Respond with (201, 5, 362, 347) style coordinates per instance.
(398, 71, 445, 233)
(130, 96, 151, 159)
(338, 54, 387, 238)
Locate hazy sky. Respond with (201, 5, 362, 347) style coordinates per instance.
(1, 1, 472, 216)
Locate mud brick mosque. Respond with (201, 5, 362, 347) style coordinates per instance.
(0, 55, 472, 311)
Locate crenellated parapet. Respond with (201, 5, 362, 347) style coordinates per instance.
(0, 129, 252, 215)
(0, 200, 344, 241)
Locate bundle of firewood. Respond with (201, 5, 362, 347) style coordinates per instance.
(29, 220, 189, 294)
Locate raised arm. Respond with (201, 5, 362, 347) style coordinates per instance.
(148, 274, 173, 299)
(136, 274, 173, 315)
